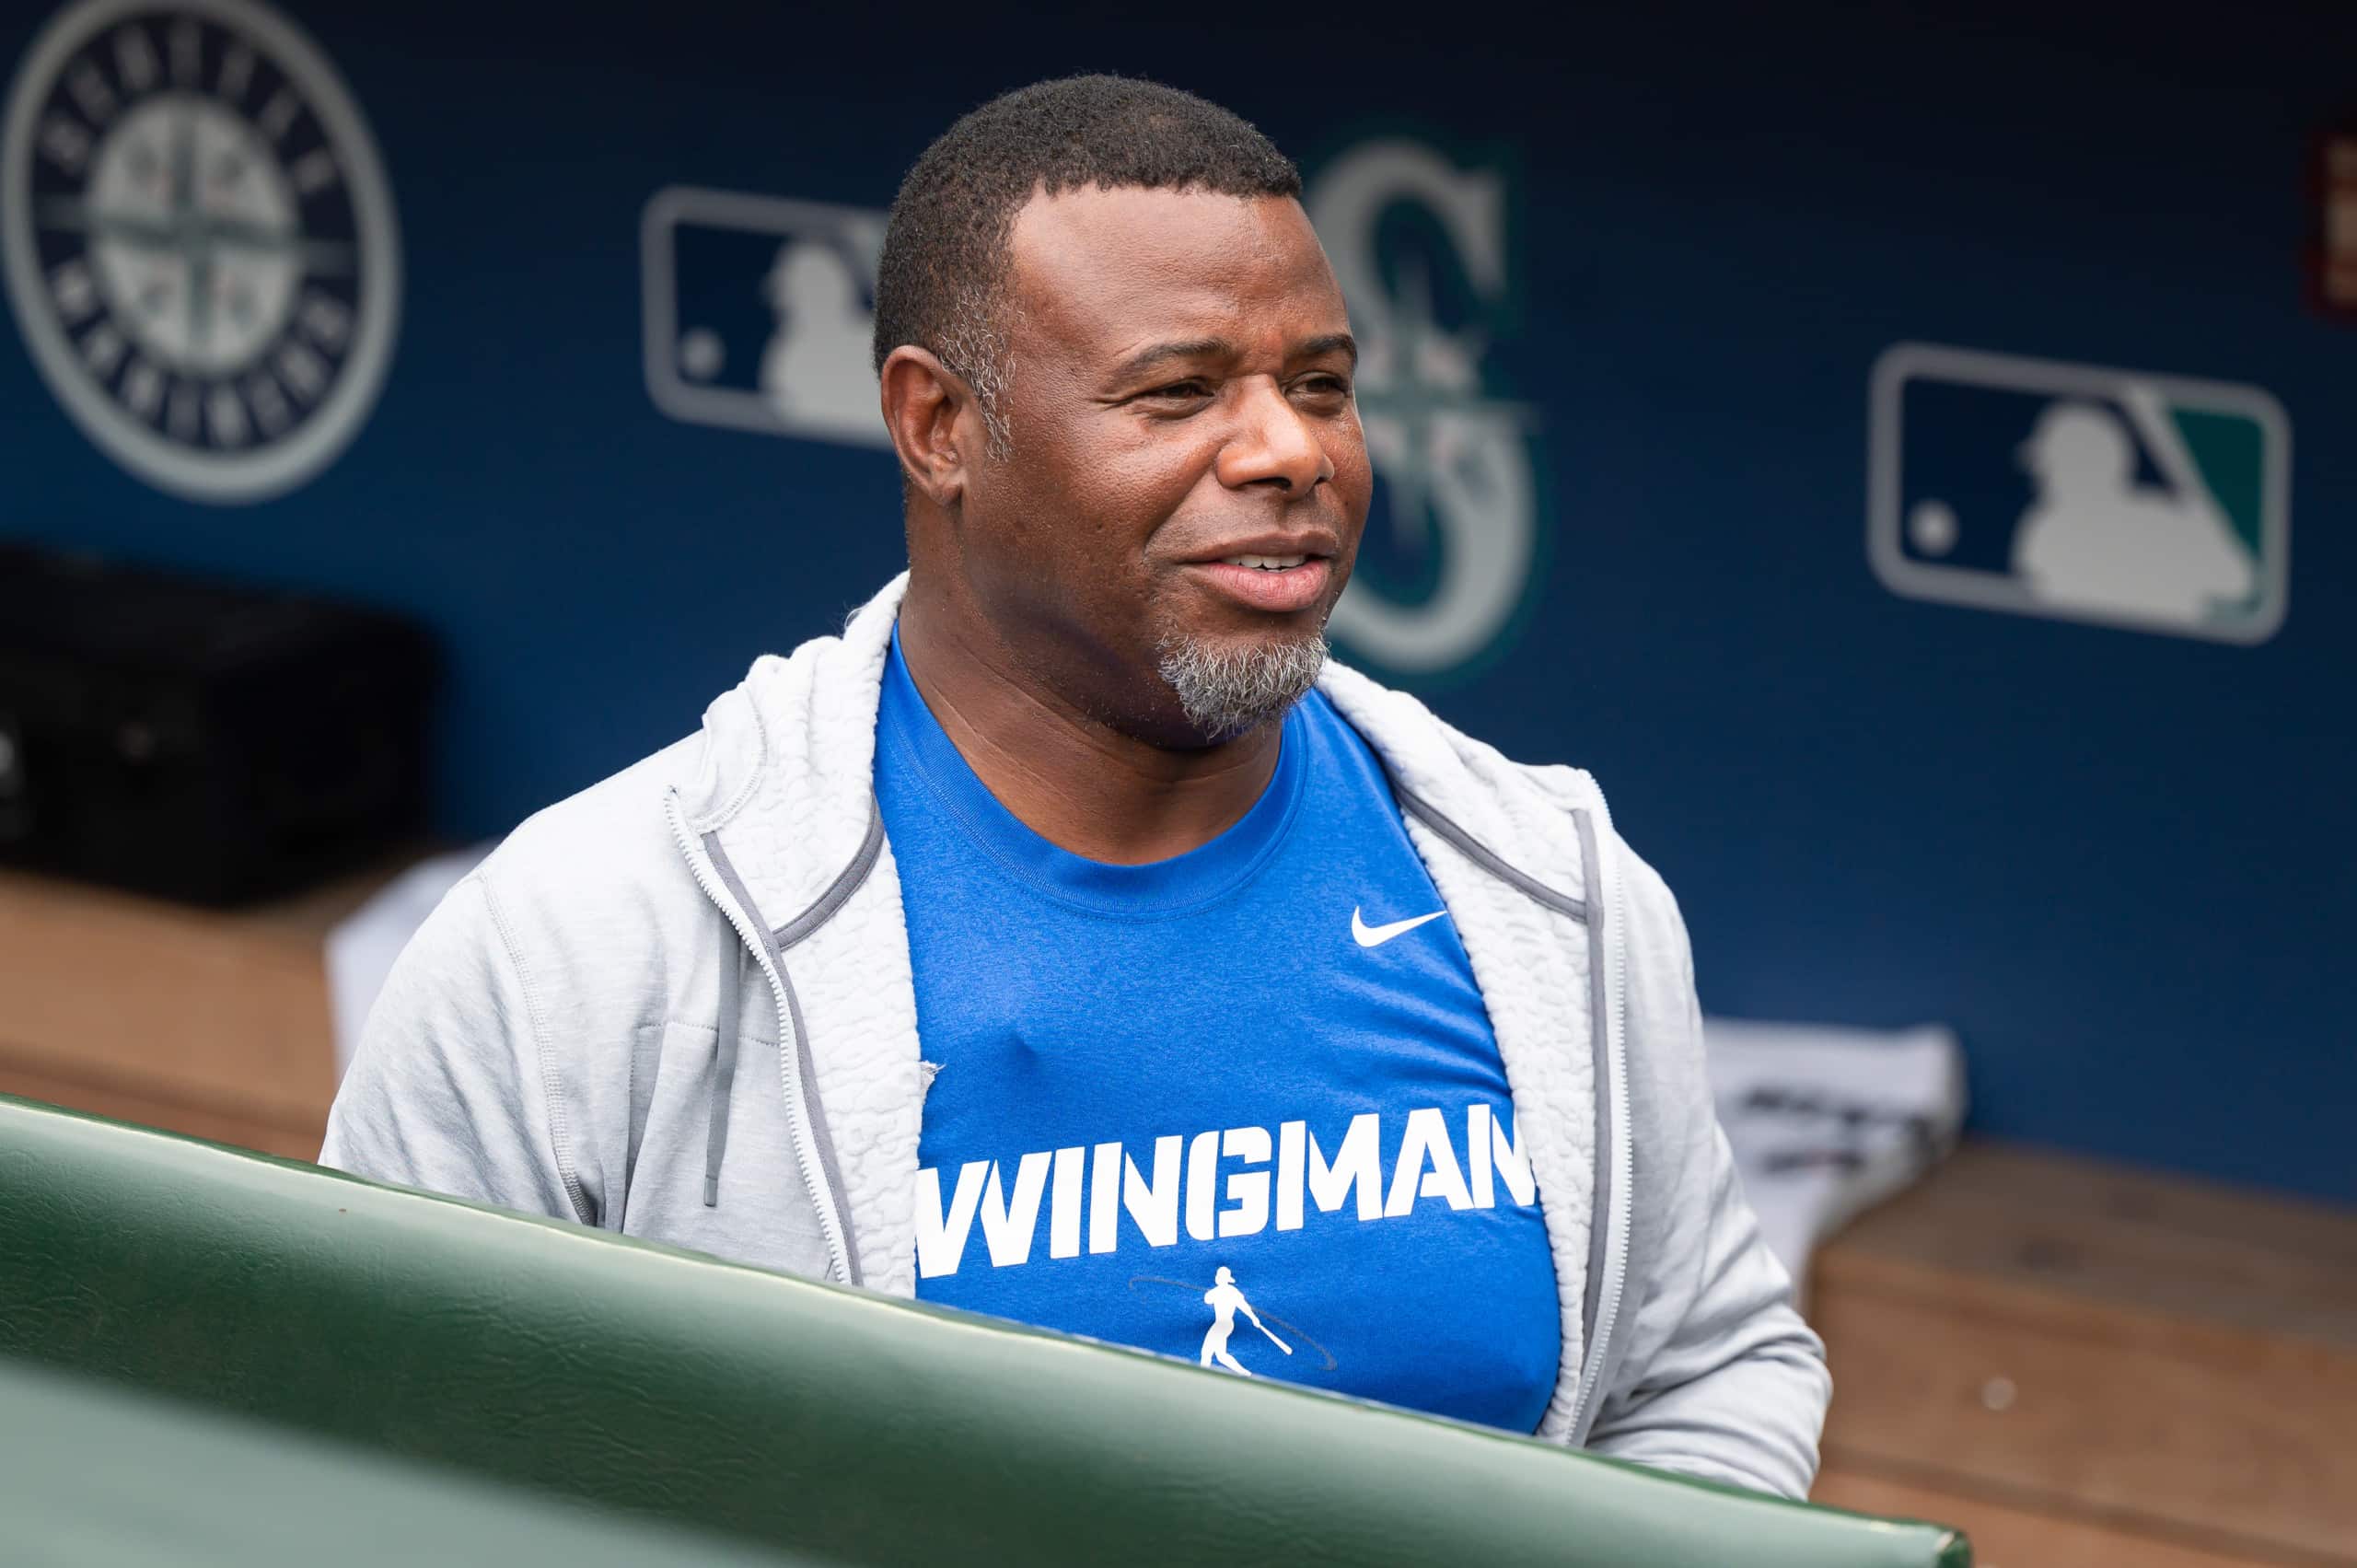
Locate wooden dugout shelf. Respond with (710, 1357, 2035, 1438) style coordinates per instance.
(0, 853, 439, 1161)
(1811, 1141, 2357, 1567)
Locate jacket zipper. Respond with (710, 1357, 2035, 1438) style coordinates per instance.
(662, 786, 855, 1286)
(1570, 783, 1634, 1439)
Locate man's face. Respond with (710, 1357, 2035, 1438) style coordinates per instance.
(952, 185, 1372, 747)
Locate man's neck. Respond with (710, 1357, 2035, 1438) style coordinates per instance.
(895, 593, 1281, 866)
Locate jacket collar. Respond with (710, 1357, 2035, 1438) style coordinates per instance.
(675, 574, 909, 935)
(679, 571, 1595, 930)
(1314, 658, 1593, 912)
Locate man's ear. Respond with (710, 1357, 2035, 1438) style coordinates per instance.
(879, 345, 974, 508)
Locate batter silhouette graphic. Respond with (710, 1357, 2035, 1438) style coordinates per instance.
(1200, 1265, 1290, 1376)
(2009, 398, 2254, 625)
(759, 239, 878, 442)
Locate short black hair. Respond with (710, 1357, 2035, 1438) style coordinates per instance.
(871, 75, 1301, 445)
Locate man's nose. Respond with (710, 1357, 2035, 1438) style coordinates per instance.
(1216, 377, 1334, 495)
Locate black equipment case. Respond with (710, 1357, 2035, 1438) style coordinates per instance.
(0, 541, 439, 907)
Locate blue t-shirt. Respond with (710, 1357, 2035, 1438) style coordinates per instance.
(880, 629, 1561, 1434)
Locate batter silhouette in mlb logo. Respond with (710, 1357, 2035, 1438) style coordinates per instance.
(1869, 343, 2289, 644)
(2009, 399, 2253, 623)
(759, 237, 877, 443)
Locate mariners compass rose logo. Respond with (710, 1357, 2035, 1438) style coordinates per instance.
(2, 0, 400, 502)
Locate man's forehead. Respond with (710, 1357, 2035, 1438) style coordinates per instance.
(1005, 185, 1346, 356)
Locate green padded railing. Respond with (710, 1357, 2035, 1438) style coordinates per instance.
(0, 1094, 1967, 1566)
(0, 1355, 822, 1567)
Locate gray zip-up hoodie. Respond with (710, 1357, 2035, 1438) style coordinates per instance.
(322, 574, 1829, 1498)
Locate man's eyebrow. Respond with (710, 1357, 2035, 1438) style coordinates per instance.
(1107, 332, 1360, 383)
(1109, 338, 1235, 382)
(1296, 332, 1359, 370)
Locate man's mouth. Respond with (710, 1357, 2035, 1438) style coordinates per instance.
(1186, 555, 1332, 613)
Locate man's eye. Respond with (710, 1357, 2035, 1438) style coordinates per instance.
(1297, 375, 1353, 398)
(1142, 380, 1213, 401)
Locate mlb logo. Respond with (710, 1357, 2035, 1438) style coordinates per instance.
(639, 187, 890, 447)
(1868, 343, 2290, 644)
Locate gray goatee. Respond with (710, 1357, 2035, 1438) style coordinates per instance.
(1155, 632, 1329, 742)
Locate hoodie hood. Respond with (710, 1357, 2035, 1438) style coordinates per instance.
(676, 574, 910, 935)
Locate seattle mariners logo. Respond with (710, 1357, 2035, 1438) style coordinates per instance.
(1306, 140, 1539, 679)
(2, 0, 401, 503)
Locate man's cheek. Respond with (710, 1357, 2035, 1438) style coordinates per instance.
(1339, 436, 1375, 495)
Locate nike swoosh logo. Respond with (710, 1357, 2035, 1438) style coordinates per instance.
(1352, 906, 1448, 948)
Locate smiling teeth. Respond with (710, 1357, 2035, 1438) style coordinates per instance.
(1221, 554, 1308, 570)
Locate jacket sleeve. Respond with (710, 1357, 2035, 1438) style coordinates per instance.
(319, 870, 589, 1225)
(1581, 872, 1831, 1500)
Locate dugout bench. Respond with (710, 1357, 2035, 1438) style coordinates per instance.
(0, 1094, 1968, 1566)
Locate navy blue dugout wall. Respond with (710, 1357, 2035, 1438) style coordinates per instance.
(2, 0, 2351, 1202)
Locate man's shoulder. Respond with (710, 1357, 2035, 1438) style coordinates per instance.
(1315, 657, 1602, 837)
(1313, 657, 1686, 945)
(459, 575, 908, 955)
(469, 730, 711, 940)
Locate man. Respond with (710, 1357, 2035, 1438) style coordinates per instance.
(324, 75, 1829, 1498)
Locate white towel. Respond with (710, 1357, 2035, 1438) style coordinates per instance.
(1704, 1017, 1967, 1307)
